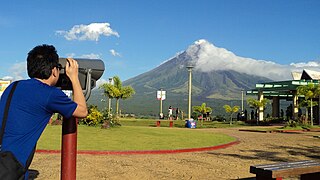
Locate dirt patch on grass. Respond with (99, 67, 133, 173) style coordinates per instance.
(29, 128, 320, 179)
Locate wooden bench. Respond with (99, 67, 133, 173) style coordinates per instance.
(156, 120, 174, 127)
(250, 160, 320, 180)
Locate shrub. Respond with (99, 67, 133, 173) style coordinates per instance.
(101, 110, 121, 128)
(212, 115, 226, 122)
(81, 105, 104, 126)
(285, 120, 299, 128)
(191, 111, 201, 120)
(50, 113, 62, 125)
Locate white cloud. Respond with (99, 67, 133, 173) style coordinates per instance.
(93, 78, 113, 90)
(1, 62, 27, 81)
(1, 76, 14, 81)
(96, 78, 108, 88)
(80, 53, 101, 59)
(109, 49, 121, 57)
(65, 53, 101, 59)
(56, 22, 119, 41)
(65, 53, 76, 58)
(290, 61, 319, 68)
(8, 62, 27, 80)
(186, 39, 310, 81)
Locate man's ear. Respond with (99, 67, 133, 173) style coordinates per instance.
(52, 68, 58, 77)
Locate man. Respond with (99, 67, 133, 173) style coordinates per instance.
(0, 44, 88, 179)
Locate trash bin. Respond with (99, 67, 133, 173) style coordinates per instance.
(185, 119, 196, 128)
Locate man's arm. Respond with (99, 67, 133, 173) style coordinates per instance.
(65, 58, 88, 118)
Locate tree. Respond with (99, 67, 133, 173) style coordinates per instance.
(247, 98, 269, 121)
(99, 76, 135, 117)
(192, 103, 212, 126)
(111, 76, 135, 116)
(223, 105, 240, 125)
(99, 82, 119, 114)
(297, 83, 320, 126)
(82, 105, 103, 126)
(298, 99, 318, 125)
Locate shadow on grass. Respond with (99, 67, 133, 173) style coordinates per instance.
(207, 144, 320, 162)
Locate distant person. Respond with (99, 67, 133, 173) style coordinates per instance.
(0, 45, 88, 179)
(206, 111, 210, 121)
(251, 110, 254, 120)
(280, 109, 284, 119)
(298, 108, 302, 118)
(159, 112, 164, 119)
(286, 106, 291, 120)
(244, 109, 248, 120)
(286, 104, 293, 120)
(240, 111, 245, 121)
(175, 107, 180, 120)
(168, 106, 173, 120)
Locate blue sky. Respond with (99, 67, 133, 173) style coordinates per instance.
(1, 0, 320, 82)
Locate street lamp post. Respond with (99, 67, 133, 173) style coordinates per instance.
(241, 89, 244, 111)
(186, 65, 194, 120)
(160, 89, 163, 115)
(108, 77, 113, 115)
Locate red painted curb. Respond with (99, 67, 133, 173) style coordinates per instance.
(36, 140, 240, 155)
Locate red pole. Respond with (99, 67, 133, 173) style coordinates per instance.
(61, 117, 77, 180)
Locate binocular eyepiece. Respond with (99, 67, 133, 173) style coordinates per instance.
(55, 58, 105, 100)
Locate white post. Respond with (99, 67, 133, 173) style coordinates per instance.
(186, 65, 194, 120)
(258, 91, 264, 121)
(108, 77, 113, 116)
(241, 90, 244, 111)
(160, 89, 163, 115)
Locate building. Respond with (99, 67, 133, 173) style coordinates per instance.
(246, 69, 320, 125)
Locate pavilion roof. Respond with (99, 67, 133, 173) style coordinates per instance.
(246, 79, 319, 98)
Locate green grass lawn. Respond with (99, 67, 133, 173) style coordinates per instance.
(37, 125, 236, 151)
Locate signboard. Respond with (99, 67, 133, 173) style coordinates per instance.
(0, 80, 11, 97)
(157, 90, 166, 100)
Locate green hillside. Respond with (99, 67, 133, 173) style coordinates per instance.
(88, 51, 269, 117)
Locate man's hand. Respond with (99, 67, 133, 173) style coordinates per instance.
(65, 58, 88, 118)
(65, 58, 79, 82)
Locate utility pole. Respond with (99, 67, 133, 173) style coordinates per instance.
(186, 65, 194, 119)
(108, 77, 113, 116)
(241, 89, 244, 111)
(160, 89, 163, 115)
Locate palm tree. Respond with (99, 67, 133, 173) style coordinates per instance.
(223, 105, 240, 125)
(111, 76, 135, 116)
(247, 98, 269, 122)
(297, 83, 320, 126)
(298, 99, 318, 125)
(99, 76, 135, 117)
(192, 103, 212, 126)
(99, 82, 119, 115)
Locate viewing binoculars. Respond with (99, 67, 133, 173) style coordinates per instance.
(56, 58, 105, 100)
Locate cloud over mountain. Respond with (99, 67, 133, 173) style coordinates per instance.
(186, 39, 320, 81)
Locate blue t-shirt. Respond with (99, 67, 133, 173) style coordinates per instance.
(0, 79, 77, 169)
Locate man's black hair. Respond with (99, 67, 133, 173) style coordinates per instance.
(27, 44, 59, 79)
